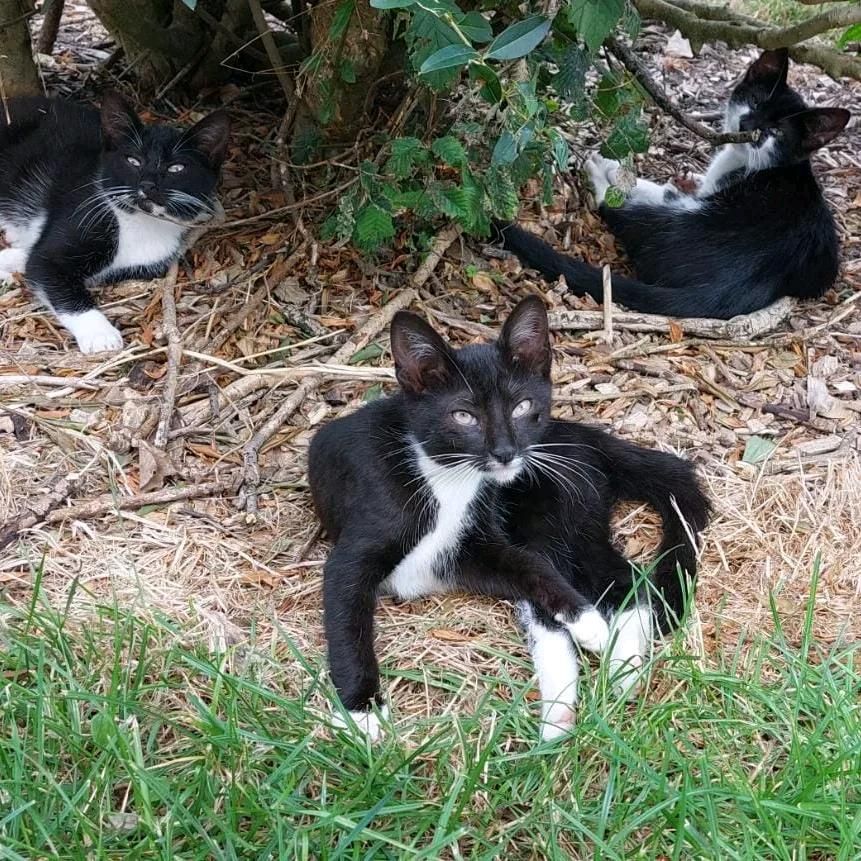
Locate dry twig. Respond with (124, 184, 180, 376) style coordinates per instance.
(155, 263, 182, 449)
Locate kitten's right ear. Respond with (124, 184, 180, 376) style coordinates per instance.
(744, 49, 789, 86)
(499, 296, 551, 378)
(390, 312, 452, 395)
(100, 91, 143, 150)
(798, 108, 851, 152)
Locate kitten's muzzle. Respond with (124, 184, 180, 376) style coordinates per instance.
(486, 455, 524, 485)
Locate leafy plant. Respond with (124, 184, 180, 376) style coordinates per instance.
(322, 0, 650, 251)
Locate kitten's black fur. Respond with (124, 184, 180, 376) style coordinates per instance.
(0, 92, 229, 351)
(496, 49, 851, 319)
(309, 297, 710, 721)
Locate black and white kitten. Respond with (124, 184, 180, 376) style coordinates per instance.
(0, 93, 229, 353)
(308, 297, 710, 741)
(496, 49, 851, 319)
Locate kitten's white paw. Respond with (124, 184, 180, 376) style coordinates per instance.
(57, 309, 124, 354)
(585, 152, 620, 200)
(558, 608, 610, 653)
(608, 607, 652, 700)
(540, 702, 576, 742)
(331, 705, 389, 743)
(0, 248, 27, 282)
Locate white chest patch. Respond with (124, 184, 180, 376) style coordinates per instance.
(94, 206, 186, 282)
(380, 445, 484, 600)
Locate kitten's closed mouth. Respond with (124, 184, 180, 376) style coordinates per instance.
(485, 458, 523, 485)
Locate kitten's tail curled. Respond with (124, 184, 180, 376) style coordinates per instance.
(492, 221, 758, 321)
(602, 437, 712, 633)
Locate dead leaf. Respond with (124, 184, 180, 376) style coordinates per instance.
(665, 30, 693, 58)
(138, 441, 177, 492)
(429, 628, 472, 644)
(471, 272, 496, 292)
(668, 321, 684, 343)
(807, 377, 852, 421)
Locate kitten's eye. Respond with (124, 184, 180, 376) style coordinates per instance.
(452, 410, 478, 427)
(511, 399, 532, 419)
(126, 156, 141, 168)
(167, 163, 185, 173)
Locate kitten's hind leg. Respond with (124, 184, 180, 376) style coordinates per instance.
(607, 605, 653, 699)
(518, 602, 580, 742)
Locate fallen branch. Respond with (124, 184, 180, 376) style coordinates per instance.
(248, 0, 297, 105)
(238, 224, 463, 513)
(0, 374, 99, 390)
(42, 479, 234, 527)
(154, 263, 181, 449)
(36, 0, 65, 55)
(0, 473, 80, 550)
(634, 0, 861, 80)
(606, 37, 760, 145)
(549, 296, 793, 339)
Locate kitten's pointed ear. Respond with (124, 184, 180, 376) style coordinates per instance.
(180, 111, 231, 169)
(390, 312, 453, 395)
(499, 296, 551, 378)
(745, 49, 789, 86)
(100, 91, 143, 150)
(798, 108, 850, 152)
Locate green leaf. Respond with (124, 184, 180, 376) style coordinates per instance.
(349, 342, 385, 365)
(838, 23, 861, 48)
(460, 11, 493, 44)
(180, 0, 197, 8)
(353, 204, 395, 251)
(430, 184, 470, 219)
(329, 0, 356, 41)
(469, 62, 502, 103)
(363, 384, 384, 401)
(603, 112, 649, 158)
(406, 9, 464, 90)
(431, 135, 467, 167)
(91, 711, 117, 747)
(484, 166, 519, 220)
(485, 16, 552, 61)
(566, 0, 625, 52)
(370, 0, 416, 7)
(622, 1, 641, 40)
(603, 186, 625, 208)
(385, 137, 428, 179)
(339, 59, 357, 84)
(491, 131, 518, 166)
(555, 44, 591, 102)
(419, 44, 478, 75)
(550, 130, 570, 172)
(742, 435, 777, 466)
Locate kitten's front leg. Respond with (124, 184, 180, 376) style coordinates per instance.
(26, 251, 123, 354)
(323, 541, 390, 742)
(460, 542, 609, 652)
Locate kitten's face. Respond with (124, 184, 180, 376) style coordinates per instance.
(390, 297, 553, 485)
(98, 92, 230, 224)
(725, 49, 849, 166)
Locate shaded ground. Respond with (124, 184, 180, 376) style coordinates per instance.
(1, 7, 860, 739)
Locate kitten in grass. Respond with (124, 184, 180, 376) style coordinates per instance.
(0, 92, 229, 353)
(496, 48, 851, 320)
(308, 297, 710, 742)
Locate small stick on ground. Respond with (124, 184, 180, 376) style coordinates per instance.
(155, 263, 182, 449)
(602, 265, 613, 344)
(549, 296, 793, 340)
(0, 473, 80, 550)
(239, 224, 463, 514)
(43, 479, 235, 526)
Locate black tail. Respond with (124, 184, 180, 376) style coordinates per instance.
(494, 222, 753, 320)
(598, 434, 712, 631)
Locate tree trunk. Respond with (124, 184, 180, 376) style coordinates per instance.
(86, 0, 255, 93)
(0, 0, 40, 97)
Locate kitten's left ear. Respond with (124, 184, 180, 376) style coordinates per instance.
(499, 296, 551, 378)
(100, 91, 143, 150)
(390, 311, 453, 394)
(798, 108, 851, 152)
(180, 111, 231, 169)
(744, 49, 789, 86)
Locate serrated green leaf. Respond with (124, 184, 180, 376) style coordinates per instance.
(419, 44, 478, 75)
(430, 185, 470, 219)
(354, 204, 395, 251)
(370, 0, 415, 7)
(742, 435, 777, 465)
(603, 112, 650, 158)
(566, 0, 624, 52)
(604, 186, 625, 208)
(486, 15, 552, 61)
(550, 130, 570, 172)
(492, 131, 518, 165)
(555, 43, 591, 101)
(431, 136, 467, 167)
(349, 343, 384, 365)
(485, 166, 519, 220)
(385, 137, 428, 179)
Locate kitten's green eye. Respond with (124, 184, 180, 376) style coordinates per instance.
(168, 163, 185, 173)
(452, 410, 478, 427)
(126, 156, 141, 168)
(512, 399, 532, 419)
